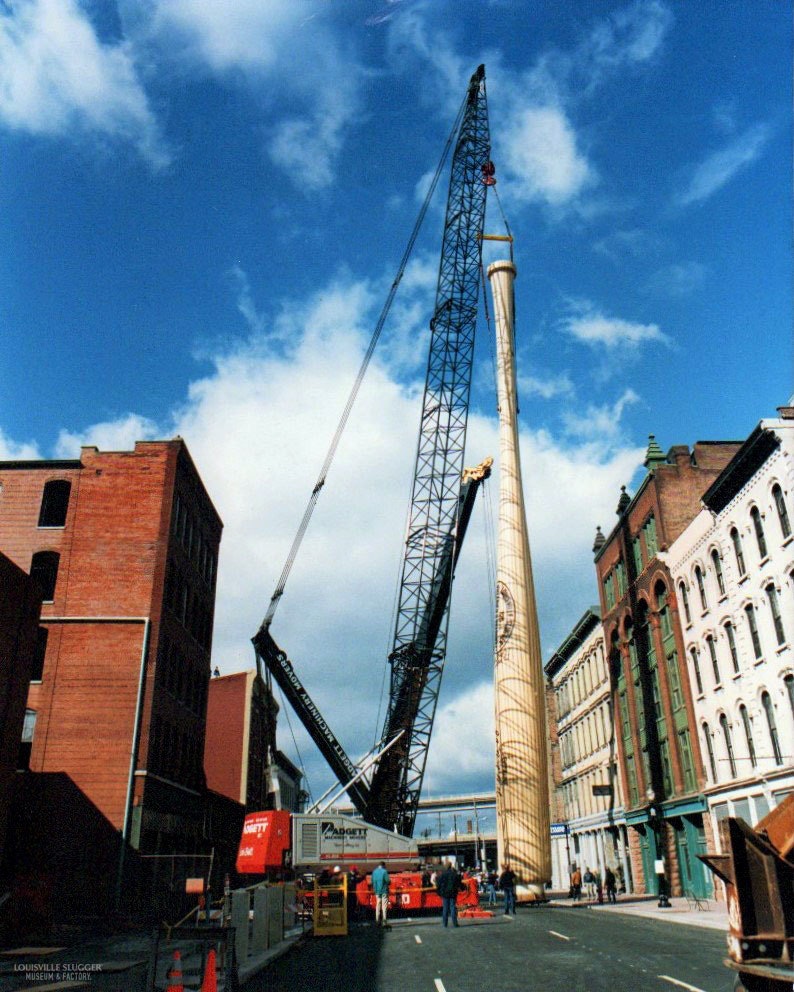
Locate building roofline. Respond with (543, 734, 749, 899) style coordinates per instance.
(701, 424, 781, 514)
(545, 606, 602, 677)
(0, 459, 82, 471)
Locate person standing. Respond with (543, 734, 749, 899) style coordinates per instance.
(499, 864, 517, 916)
(486, 869, 498, 907)
(583, 867, 596, 902)
(604, 866, 617, 904)
(570, 866, 582, 901)
(435, 861, 462, 927)
(370, 861, 391, 927)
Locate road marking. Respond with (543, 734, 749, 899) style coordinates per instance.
(548, 930, 570, 941)
(434, 980, 447, 992)
(415, 935, 422, 944)
(658, 976, 708, 992)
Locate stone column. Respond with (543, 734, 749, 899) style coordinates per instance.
(489, 259, 551, 901)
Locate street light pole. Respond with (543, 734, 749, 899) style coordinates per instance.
(646, 788, 671, 908)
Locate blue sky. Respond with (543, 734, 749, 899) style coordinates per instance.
(1, 0, 790, 801)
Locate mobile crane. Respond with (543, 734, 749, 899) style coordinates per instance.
(239, 66, 493, 901)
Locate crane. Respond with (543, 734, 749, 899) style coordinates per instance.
(253, 64, 492, 839)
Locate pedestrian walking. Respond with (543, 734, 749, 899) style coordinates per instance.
(499, 864, 517, 916)
(435, 861, 462, 927)
(570, 867, 582, 901)
(583, 867, 596, 902)
(604, 866, 617, 904)
(370, 861, 391, 928)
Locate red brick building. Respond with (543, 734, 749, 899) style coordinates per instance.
(593, 437, 742, 900)
(0, 553, 41, 867)
(0, 440, 238, 919)
(204, 670, 277, 810)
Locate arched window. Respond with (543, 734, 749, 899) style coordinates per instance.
(785, 674, 794, 724)
(711, 550, 726, 597)
(706, 635, 721, 686)
(745, 604, 763, 660)
(720, 713, 737, 777)
(750, 506, 768, 559)
(731, 527, 746, 577)
(678, 582, 691, 624)
(690, 646, 704, 695)
(739, 704, 756, 768)
(702, 722, 718, 782)
(38, 480, 71, 528)
(766, 583, 786, 646)
(695, 565, 708, 611)
(772, 483, 791, 539)
(30, 551, 60, 602)
(31, 626, 48, 681)
(724, 622, 740, 674)
(761, 691, 783, 765)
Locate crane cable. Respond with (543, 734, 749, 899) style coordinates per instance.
(258, 90, 472, 635)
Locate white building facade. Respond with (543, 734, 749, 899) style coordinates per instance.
(662, 407, 794, 852)
(546, 608, 634, 893)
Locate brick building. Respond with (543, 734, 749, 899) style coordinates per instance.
(204, 669, 277, 810)
(0, 440, 236, 919)
(0, 553, 41, 869)
(593, 435, 742, 900)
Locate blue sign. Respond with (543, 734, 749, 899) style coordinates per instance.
(550, 823, 568, 837)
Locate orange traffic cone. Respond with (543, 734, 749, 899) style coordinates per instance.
(200, 948, 217, 992)
(167, 949, 184, 992)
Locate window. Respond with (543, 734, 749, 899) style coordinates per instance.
(38, 480, 71, 527)
(751, 506, 768, 559)
(678, 729, 697, 792)
(690, 647, 704, 695)
(632, 536, 643, 576)
(761, 691, 783, 765)
(725, 622, 740, 674)
(731, 528, 746, 577)
(785, 674, 794, 724)
(31, 626, 48, 681)
(615, 559, 627, 597)
(30, 551, 59, 602)
(720, 713, 737, 777)
(695, 565, 708, 611)
(711, 550, 726, 597)
(679, 582, 691, 624)
(772, 483, 791, 539)
(644, 515, 659, 558)
(707, 635, 721, 686)
(745, 604, 763, 660)
(766, 583, 786, 646)
(18, 708, 37, 770)
(702, 722, 718, 781)
(739, 704, 757, 768)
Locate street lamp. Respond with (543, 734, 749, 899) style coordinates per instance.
(646, 788, 671, 908)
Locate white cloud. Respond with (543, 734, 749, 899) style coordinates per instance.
(54, 413, 160, 459)
(562, 389, 640, 441)
(0, 428, 42, 460)
(564, 306, 669, 350)
(499, 105, 593, 206)
(0, 0, 169, 168)
(149, 0, 303, 72)
(678, 123, 771, 206)
(518, 371, 573, 400)
(424, 681, 495, 792)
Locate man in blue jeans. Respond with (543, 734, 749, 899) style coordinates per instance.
(499, 864, 517, 916)
(435, 861, 461, 927)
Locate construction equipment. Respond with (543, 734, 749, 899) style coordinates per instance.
(699, 793, 794, 991)
(250, 64, 493, 840)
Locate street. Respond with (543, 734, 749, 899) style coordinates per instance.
(251, 907, 730, 992)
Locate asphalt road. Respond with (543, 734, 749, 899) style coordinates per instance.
(250, 907, 731, 992)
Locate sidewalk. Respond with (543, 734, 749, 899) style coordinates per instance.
(554, 894, 728, 931)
